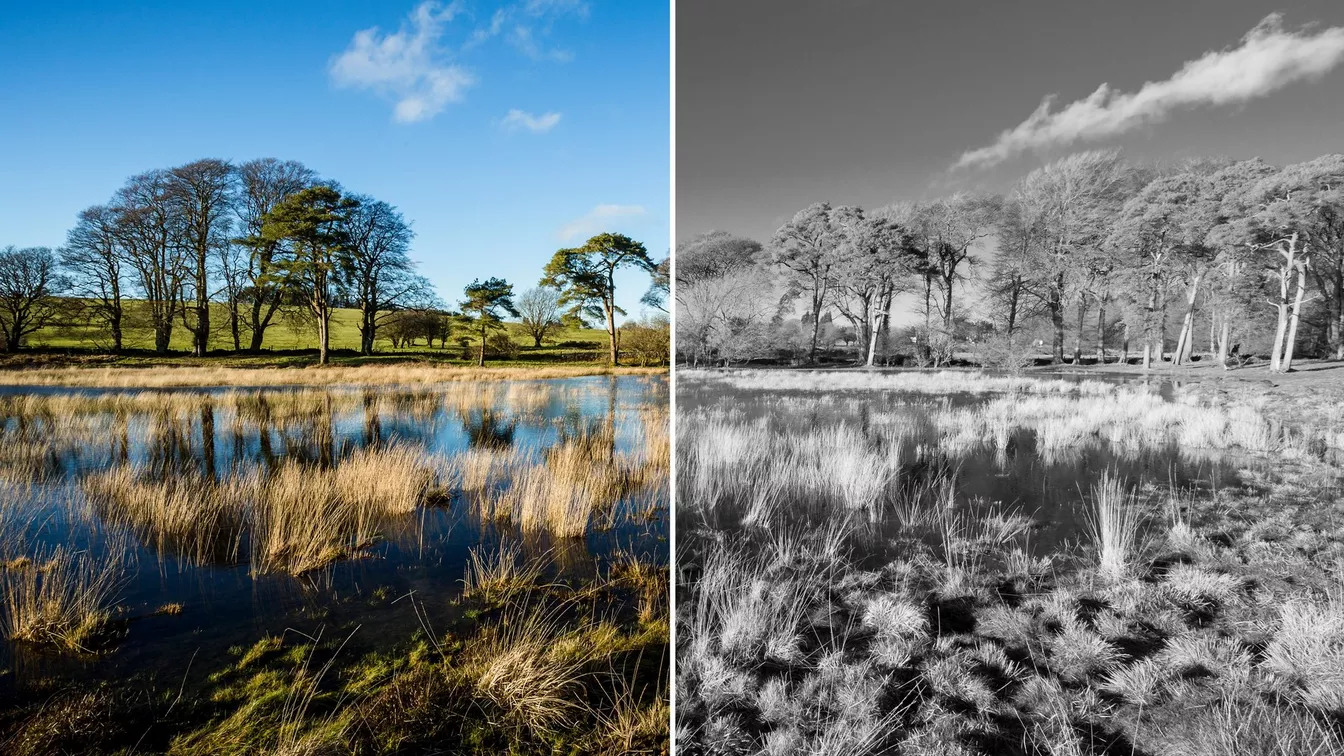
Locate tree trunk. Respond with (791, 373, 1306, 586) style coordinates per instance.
(865, 293, 887, 368)
(1174, 273, 1202, 366)
(878, 288, 893, 365)
(808, 290, 823, 364)
(2, 322, 19, 352)
(606, 312, 619, 366)
(155, 322, 171, 354)
(478, 320, 487, 366)
(1095, 298, 1107, 364)
(1207, 307, 1216, 355)
(942, 273, 956, 365)
(1049, 279, 1065, 365)
(360, 307, 376, 356)
(194, 251, 209, 358)
(1073, 295, 1086, 364)
(1269, 296, 1289, 373)
(920, 277, 933, 363)
(318, 312, 330, 365)
(1283, 261, 1309, 372)
(1216, 320, 1230, 367)
(1158, 282, 1168, 364)
(249, 299, 264, 351)
(1335, 263, 1344, 360)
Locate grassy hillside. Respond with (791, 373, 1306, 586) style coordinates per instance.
(21, 300, 612, 367)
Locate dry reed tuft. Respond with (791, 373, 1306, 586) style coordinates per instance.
(331, 444, 433, 515)
(1, 540, 127, 652)
(463, 609, 598, 736)
(1087, 472, 1143, 581)
(461, 541, 546, 603)
(83, 466, 247, 564)
(488, 425, 632, 537)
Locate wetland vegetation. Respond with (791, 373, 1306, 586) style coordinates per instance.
(675, 368, 1344, 756)
(0, 374, 669, 754)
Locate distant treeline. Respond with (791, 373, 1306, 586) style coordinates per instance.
(0, 158, 669, 365)
(677, 150, 1344, 372)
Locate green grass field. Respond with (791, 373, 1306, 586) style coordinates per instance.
(21, 300, 612, 368)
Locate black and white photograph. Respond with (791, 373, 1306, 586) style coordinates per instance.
(674, 2, 1344, 754)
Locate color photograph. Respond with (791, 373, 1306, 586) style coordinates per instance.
(0, 2, 669, 753)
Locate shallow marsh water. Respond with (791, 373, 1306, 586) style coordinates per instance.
(0, 374, 668, 700)
(678, 370, 1252, 566)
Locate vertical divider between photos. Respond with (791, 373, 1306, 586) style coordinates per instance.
(667, 0, 679, 749)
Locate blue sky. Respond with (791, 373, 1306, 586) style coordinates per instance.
(0, 0, 669, 321)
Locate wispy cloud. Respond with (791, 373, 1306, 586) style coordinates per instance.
(466, 0, 585, 61)
(955, 14, 1344, 170)
(329, 1, 474, 123)
(557, 204, 646, 241)
(502, 109, 562, 133)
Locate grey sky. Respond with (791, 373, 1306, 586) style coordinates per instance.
(677, 0, 1344, 244)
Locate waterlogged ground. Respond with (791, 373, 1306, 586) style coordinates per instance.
(677, 368, 1344, 756)
(0, 374, 669, 754)
(679, 376, 1242, 563)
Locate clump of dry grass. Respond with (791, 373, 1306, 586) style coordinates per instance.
(608, 548, 670, 625)
(462, 609, 598, 736)
(250, 466, 353, 575)
(252, 445, 434, 574)
(624, 404, 670, 490)
(488, 425, 632, 537)
(0, 438, 59, 482)
(1262, 596, 1344, 711)
(81, 444, 435, 575)
(83, 466, 247, 564)
(331, 444, 433, 515)
(1, 541, 127, 652)
(1087, 472, 1144, 581)
(251, 455, 422, 575)
(461, 541, 546, 603)
(597, 696, 669, 754)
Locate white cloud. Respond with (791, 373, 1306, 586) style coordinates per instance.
(329, 1, 475, 123)
(557, 204, 646, 241)
(464, 0, 582, 61)
(508, 25, 574, 62)
(955, 14, 1344, 170)
(501, 108, 562, 133)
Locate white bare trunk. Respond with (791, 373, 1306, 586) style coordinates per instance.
(1283, 262, 1309, 372)
(1270, 300, 1288, 372)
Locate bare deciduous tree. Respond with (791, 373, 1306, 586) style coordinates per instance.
(62, 205, 126, 352)
(341, 195, 424, 355)
(0, 246, 67, 352)
(168, 158, 235, 357)
(115, 170, 189, 354)
(516, 286, 563, 348)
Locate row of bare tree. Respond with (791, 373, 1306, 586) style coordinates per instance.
(677, 150, 1344, 372)
(0, 158, 431, 358)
